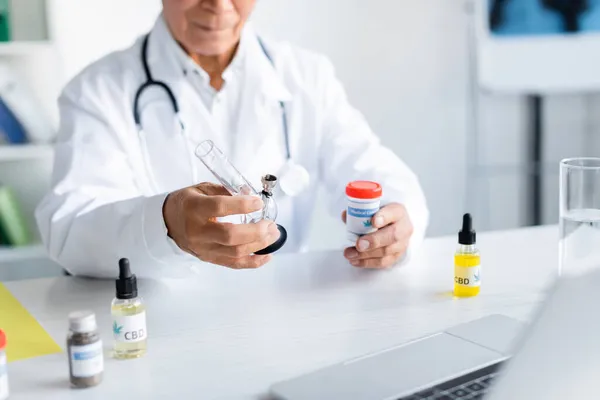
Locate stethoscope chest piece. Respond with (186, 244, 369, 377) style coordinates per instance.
(279, 161, 310, 197)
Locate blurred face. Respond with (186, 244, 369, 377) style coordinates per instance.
(162, 0, 256, 56)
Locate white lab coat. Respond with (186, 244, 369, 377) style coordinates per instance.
(35, 16, 429, 278)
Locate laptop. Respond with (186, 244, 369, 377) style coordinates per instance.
(270, 267, 600, 399)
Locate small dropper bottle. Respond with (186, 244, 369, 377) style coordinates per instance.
(454, 214, 481, 297)
(111, 258, 147, 359)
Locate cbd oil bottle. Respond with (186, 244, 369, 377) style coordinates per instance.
(454, 214, 481, 297)
(111, 258, 147, 359)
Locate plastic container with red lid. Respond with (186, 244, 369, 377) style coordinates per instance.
(0, 329, 8, 400)
(346, 181, 382, 241)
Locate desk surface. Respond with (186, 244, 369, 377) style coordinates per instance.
(5, 226, 558, 400)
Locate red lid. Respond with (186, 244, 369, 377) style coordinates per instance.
(0, 329, 6, 350)
(346, 181, 382, 199)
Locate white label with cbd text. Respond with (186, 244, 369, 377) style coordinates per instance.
(454, 266, 481, 287)
(69, 341, 104, 378)
(113, 312, 147, 343)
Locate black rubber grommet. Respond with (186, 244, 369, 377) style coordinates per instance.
(255, 224, 287, 255)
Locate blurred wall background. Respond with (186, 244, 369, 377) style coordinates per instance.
(1, 0, 598, 257)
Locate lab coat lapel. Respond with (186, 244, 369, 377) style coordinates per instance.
(145, 19, 185, 108)
(144, 16, 220, 188)
(147, 17, 215, 130)
(232, 30, 293, 173)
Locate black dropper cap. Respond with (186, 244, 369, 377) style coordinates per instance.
(115, 258, 137, 300)
(458, 213, 476, 245)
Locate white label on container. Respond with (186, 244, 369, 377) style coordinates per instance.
(69, 341, 103, 378)
(346, 199, 380, 236)
(0, 351, 8, 400)
(454, 265, 481, 287)
(0, 375, 7, 400)
(113, 312, 147, 343)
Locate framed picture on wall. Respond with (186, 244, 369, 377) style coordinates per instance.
(474, 0, 600, 94)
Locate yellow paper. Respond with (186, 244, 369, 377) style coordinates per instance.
(0, 283, 62, 362)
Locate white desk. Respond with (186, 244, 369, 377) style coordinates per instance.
(5, 226, 558, 399)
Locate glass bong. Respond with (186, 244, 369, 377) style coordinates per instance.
(195, 140, 287, 255)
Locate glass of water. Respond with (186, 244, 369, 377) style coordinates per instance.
(559, 158, 600, 276)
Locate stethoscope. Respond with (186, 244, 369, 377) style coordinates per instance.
(133, 33, 310, 197)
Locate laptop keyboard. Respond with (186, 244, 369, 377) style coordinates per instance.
(398, 361, 504, 400)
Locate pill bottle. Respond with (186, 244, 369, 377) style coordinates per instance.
(67, 311, 104, 388)
(346, 181, 382, 242)
(0, 329, 8, 400)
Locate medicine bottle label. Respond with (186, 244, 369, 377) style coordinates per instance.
(347, 199, 380, 236)
(69, 341, 103, 378)
(454, 265, 481, 287)
(113, 312, 147, 343)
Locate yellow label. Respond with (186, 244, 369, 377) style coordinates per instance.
(0, 283, 62, 362)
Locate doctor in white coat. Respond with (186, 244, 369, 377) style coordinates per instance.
(35, 0, 429, 278)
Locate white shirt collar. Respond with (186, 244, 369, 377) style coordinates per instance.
(156, 14, 247, 87)
(149, 14, 292, 102)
